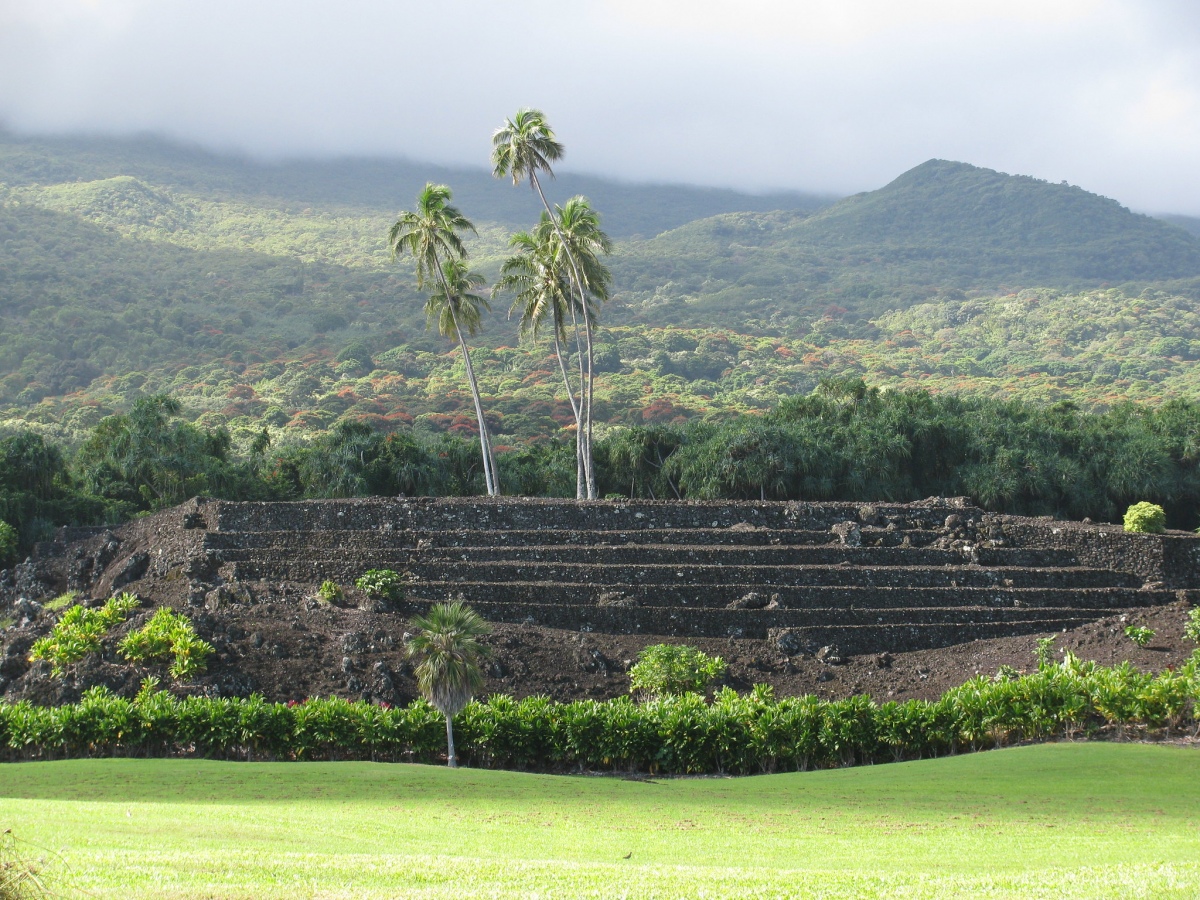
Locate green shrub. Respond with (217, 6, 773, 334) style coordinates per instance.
(0, 520, 18, 569)
(354, 569, 404, 601)
(993, 664, 1020, 682)
(28, 593, 140, 676)
(1123, 502, 1166, 534)
(317, 580, 343, 604)
(119, 607, 215, 680)
(1124, 625, 1155, 648)
(1185, 608, 1200, 644)
(42, 591, 79, 613)
(629, 644, 727, 699)
(1035, 636, 1056, 670)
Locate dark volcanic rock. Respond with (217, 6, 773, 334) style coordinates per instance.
(1, 496, 1196, 706)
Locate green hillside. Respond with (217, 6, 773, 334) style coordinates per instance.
(619, 160, 1200, 327)
(4, 133, 1200, 448)
(1162, 213, 1200, 238)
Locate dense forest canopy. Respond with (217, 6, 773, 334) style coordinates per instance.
(4, 384, 1200, 554)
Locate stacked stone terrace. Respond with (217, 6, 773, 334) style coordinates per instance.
(188, 497, 1198, 655)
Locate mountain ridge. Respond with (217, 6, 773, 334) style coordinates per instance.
(0, 129, 834, 239)
(616, 158, 1200, 326)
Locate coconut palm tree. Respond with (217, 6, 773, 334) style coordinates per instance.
(388, 183, 500, 495)
(550, 196, 613, 497)
(496, 218, 585, 497)
(492, 109, 605, 498)
(491, 108, 566, 231)
(405, 600, 492, 768)
(424, 258, 500, 489)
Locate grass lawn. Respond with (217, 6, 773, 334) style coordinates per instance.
(0, 742, 1197, 898)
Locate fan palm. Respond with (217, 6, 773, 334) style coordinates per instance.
(405, 600, 492, 768)
(388, 184, 499, 495)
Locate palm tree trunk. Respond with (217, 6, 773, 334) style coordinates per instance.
(565, 301, 589, 498)
(582, 310, 598, 499)
(434, 260, 499, 496)
(529, 172, 596, 499)
(454, 323, 500, 496)
(552, 322, 586, 499)
(445, 715, 457, 768)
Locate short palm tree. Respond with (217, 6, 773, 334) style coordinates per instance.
(388, 183, 499, 495)
(405, 600, 492, 768)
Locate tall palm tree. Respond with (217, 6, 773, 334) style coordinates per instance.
(388, 184, 500, 495)
(425, 258, 500, 490)
(551, 196, 613, 497)
(405, 600, 492, 768)
(492, 109, 604, 498)
(496, 218, 586, 497)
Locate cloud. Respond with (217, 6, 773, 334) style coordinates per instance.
(1, 0, 1198, 214)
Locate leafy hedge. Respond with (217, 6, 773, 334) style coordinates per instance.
(2, 653, 1196, 772)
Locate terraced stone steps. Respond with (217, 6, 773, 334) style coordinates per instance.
(176, 496, 1197, 654)
(405, 562, 1135, 590)
(433, 601, 1096, 648)
(202, 527, 930, 550)
(424, 544, 1080, 567)
(215, 544, 1085, 577)
(397, 580, 1172, 611)
(225, 556, 1140, 592)
(208, 499, 968, 534)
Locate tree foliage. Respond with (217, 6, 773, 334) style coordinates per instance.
(405, 601, 492, 767)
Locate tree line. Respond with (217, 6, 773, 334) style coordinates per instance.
(5, 380, 1200, 555)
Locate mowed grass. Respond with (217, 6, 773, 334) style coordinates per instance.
(0, 743, 1197, 899)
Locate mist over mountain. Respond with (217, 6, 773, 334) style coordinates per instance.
(0, 130, 834, 239)
(1160, 214, 1200, 239)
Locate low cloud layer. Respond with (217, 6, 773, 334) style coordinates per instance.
(2, 0, 1198, 213)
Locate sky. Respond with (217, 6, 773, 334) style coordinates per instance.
(1, 0, 1198, 214)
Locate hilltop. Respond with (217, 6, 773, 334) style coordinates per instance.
(620, 160, 1200, 327)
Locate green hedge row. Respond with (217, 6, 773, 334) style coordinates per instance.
(2, 653, 1197, 774)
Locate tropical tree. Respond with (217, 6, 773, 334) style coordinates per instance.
(552, 196, 613, 496)
(497, 217, 585, 496)
(73, 394, 236, 511)
(492, 108, 611, 498)
(405, 601, 492, 768)
(388, 184, 500, 495)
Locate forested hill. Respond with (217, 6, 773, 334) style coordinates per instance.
(0, 130, 832, 239)
(1161, 214, 1200, 238)
(5, 131, 1200, 448)
(619, 160, 1200, 326)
